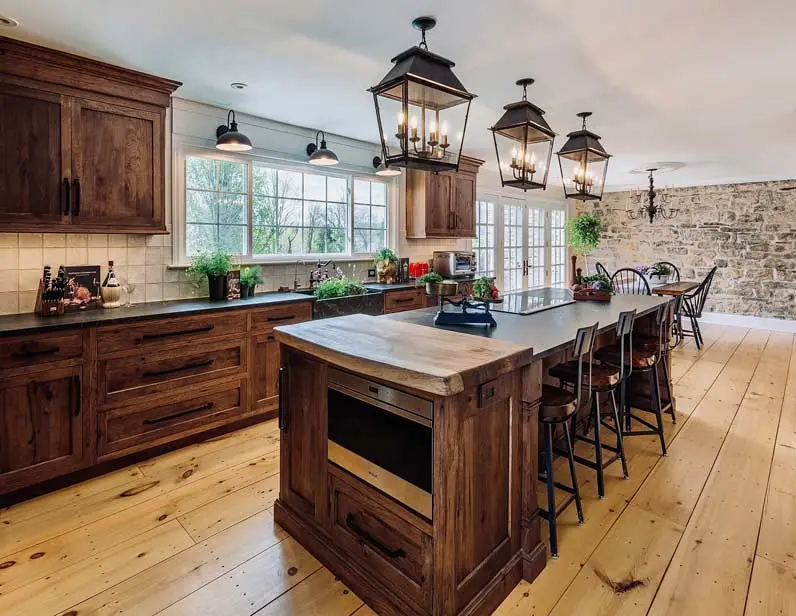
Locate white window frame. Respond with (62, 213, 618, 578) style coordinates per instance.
(476, 189, 569, 292)
(172, 144, 398, 266)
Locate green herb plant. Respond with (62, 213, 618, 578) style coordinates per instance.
(186, 251, 234, 291)
(314, 278, 368, 300)
(567, 214, 602, 271)
(417, 272, 443, 284)
(373, 248, 398, 265)
(240, 266, 264, 287)
(472, 276, 498, 299)
(648, 263, 671, 276)
(580, 273, 613, 292)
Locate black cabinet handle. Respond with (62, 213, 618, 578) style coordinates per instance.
(143, 359, 213, 378)
(345, 513, 406, 560)
(141, 325, 214, 341)
(143, 402, 214, 425)
(278, 365, 289, 431)
(11, 345, 60, 358)
(367, 385, 379, 395)
(267, 314, 296, 322)
(484, 386, 496, 399)
(72, 178, 80, 216)
(266, 334, 276, 342)
(63, 179, 71, 215)
(393, 297, 414, 304)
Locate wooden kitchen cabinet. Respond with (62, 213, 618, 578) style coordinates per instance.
(0, 366, 88, 493)
(406, 156, 483, 239)
(0, 36, 180, 234)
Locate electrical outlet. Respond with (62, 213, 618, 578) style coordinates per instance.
(367, 268, 376, 278)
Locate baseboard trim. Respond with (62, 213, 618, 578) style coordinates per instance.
(700, 312, 796, 333)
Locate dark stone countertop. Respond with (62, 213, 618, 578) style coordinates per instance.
(383, 292, 671, 359)
(364, 276, 479, 292)
(0, 292, 315, 337)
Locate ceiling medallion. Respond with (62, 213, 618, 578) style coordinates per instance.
(626, 168, 679, 224)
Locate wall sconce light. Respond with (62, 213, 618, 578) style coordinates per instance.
(306, 131, 339, 166)
(373, 156, 401, 177)
(215, 110, 253, 152)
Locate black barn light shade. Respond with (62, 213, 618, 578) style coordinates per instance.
(369, 16, 475, 173)
(557, 112, 611, 201)
(490, 78, 556, 191)
(373, 156, 402, 177)
(306, 131, 340, 166)
(215, 110, 253, 152)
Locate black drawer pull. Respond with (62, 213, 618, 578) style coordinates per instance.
(141, 325, 214, 341)
(484, 386, 496, 399)
(143, 359, 214, 378)
(11, 345, 61, 358)
(345, 513, 406, 560)
(267, 314, 296, 322)
(393, 297, 415, 304)
(278, 365, 289, 431)
(266, 335, 276, 342)
(143, 402, 214, 425)
(63, 178, 71, 215)
(368, 385, 379, 395)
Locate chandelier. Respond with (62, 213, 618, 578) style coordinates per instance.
(626, 168, 678, 223)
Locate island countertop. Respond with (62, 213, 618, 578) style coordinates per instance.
(384, 292, 671, 359)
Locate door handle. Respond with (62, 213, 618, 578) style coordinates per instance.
(72, 178, 81, 216)
(63, 179, 71, 215)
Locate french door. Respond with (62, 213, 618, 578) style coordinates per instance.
(477, 197, 567, 293)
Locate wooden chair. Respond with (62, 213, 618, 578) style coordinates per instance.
(651, 261, 681, 282)
(681, 266, 717, 349)
(549, 320, 628, 500)
(538, 322, 598, 558)
(595, 262, 611, 280)
(611, 268, 651, 295)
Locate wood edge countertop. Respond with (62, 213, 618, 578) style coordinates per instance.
(274, 313, 534, 397)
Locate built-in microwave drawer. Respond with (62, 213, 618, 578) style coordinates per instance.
(328, 466, 433, 612)
(99, 338, 246, 408)
(328, 367, 433, 422)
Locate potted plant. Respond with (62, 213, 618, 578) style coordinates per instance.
(186, 251, 234, 301)
(373, 248, 398, 284)
(417, 271, 444, 295)
(647, 263, 671, 283)
(567, 214, 602, 273)
(473, 276, 500, 300)
(240, 266, 264, 299)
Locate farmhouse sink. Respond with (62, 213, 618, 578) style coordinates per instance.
(294, 288, 384, 319)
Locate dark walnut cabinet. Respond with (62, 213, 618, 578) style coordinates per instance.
(0, 36, 179, 234)
(406, 156, 483, 239)
(0, 299, 310, 500)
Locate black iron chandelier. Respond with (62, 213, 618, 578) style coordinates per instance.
(557, 112, 611, 201)
(369, 16, 475, 173)
(626, 168, 679, 223)
(489, 78, 555, 191)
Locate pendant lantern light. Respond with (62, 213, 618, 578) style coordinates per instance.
(369, 16, 475, 172)
(489, 78, 555, 191)
(557, 112, 611, 201)
(215, 110, 253, 152)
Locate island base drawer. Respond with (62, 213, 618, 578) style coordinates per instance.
(384, 288, 425, 313)
(328, 466, 432, 612)
(99, 380, 247, 459)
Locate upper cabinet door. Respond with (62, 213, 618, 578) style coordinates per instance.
(0, 83, 71, 229)
(71, 98, 165, 233)
(453, 172, 476, 237)
(425, 172, 455, 236)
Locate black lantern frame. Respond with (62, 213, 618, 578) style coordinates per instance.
(369, 16, 475, 173)
(490, 78, 556, 191)
(557, 112, 611, 201)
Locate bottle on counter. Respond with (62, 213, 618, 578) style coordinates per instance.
(101, 260, 123, 308)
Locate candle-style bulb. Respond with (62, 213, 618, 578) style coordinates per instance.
(397, 111, 405, 125)
(429, 120, 437, 133)
(410, 116, 418, 129)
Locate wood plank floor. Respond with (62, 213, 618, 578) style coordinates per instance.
(2, 323, 795, 615)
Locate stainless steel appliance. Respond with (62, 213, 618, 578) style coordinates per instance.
(432, 251, 477, 278)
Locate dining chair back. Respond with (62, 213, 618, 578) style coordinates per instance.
(611, 268, 651, 295)
(651, 261, 681, 282)
(595, 262, 611, 280)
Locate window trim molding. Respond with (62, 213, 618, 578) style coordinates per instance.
(172, 142, 398, 267)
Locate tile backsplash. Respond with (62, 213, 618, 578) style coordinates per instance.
(0, 232, 441, 316)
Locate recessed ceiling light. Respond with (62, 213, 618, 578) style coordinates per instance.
(0, 15, 19, 27)
(230, 82, 247, 90)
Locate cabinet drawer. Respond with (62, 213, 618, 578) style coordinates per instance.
(96, 312, 247, 356)
(0, 331, 83, 371)
(99, 338, 246, 407)
(329, 467, 432, 612)
(251, 302, 312, 333)
(99, 380, 246, 458)
(384, 288, 425, 314)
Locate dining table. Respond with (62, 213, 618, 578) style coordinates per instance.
(649, 280, 700, 345)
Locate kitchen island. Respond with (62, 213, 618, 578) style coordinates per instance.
(273, 293, 671, 616)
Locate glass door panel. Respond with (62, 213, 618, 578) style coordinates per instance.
(474, 200, 496, 277)
(527, 207, 546, 289)
(550, 209, 567, 287)
(502, 200, 526, 292)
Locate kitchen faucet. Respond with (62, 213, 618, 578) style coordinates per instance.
(309, 259, 344, 288)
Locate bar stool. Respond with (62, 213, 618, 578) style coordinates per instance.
(538, 322, 597, 558)
(549, 319, 628, 500)
(597, 305, 667, 456)
(635, 298, 679, 424)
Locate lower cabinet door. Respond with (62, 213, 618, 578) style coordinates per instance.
(251, 332, 280, 414)
(0, 366, 87, 494)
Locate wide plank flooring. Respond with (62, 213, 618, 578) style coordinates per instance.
(1, 323, 794, 615)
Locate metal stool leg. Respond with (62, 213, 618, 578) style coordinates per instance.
(592, 393, 605, 499)
(544, 422, 558, 558)
(611, 390, 629, 479)
(621, 377, 631, 433)
(563, 422, 584, 525)
(649, 366, 668, 456)
(661, 357, 676, 423)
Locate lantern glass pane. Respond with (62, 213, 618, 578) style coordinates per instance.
(494, 131, 553, 187)
(560, 154, 608, 199)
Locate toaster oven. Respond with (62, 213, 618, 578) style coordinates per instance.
(432, 251, 477, 278)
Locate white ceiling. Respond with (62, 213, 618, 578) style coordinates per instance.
(3, 0, 796, 189)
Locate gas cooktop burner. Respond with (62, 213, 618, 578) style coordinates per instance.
(491, 287, 575, 315)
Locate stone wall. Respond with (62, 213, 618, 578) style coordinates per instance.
(576, 180, 796, 319)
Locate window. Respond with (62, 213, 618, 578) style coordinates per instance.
(527, 207, 545, 289)
(183, 153, 391, 260)
(503, 200, 525, 292)
(550, 209, 567, 287)
(474, 200, 496, 277)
